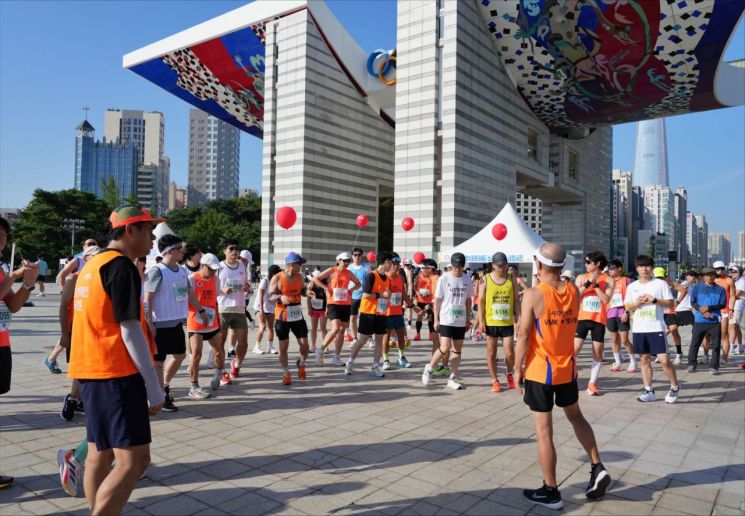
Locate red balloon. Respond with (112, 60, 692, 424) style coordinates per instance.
(356, 214, 369, 228)
(402, 217, 415, 232)
(413, 252, 425, 265)
(276, 206, 297, 230)
(492, 223, 507, 241)
(367, 251, 377, 263)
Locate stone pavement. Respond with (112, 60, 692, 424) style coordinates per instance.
(1, 285, 744, 515)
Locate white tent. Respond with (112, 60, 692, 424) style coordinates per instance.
(439, 202, 575, 273)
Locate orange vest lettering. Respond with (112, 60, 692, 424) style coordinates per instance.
(387, 273, 405, 316)
(578, 273, 610, 324)
(275, 272, 304, 321)
(525, 283, 578, 385)
(188, 272, 219, 332)
(360, 271, 391, 315)
(327, 268, 353, 306)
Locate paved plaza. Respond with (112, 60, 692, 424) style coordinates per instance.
(1, 285, 744, 515)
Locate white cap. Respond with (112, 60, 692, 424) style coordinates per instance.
(403, 258, 412, 265)
(712, 260, 726, 269)
(336, 251, 352, 261)
(560, 269, 575, 280)
(200, 253, 221, 270)
(239, 250, 254, 264)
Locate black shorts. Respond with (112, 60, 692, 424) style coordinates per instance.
(38, 275, 46, 282)
(154, 324, 187, 362)
(575, 320, 605, 342)
(358, 313, 388, 335)
(351, 299, 362, 316)
(523, 379, 579, 412)
(675, 311, 695, 327)
(485, 326, 515, 338)
(417, 302, 433, 314)
(663, 314, 679, 327)
(327, 304, 351, 323)
(78, 374, 151, 451)
(275, 319, 308, 341)
(0, 346, 11, 395)
(439, 325, 467, 340)
(189, 328, 220, 342)
(606, 317, 630, 333)
(632, 332, 668, 355)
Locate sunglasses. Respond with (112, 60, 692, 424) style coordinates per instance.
(227, 246, 239, 251)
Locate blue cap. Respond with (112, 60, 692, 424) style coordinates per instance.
(284, 252, 307, 265)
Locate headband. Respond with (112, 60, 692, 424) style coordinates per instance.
(533, 244, 566, 268)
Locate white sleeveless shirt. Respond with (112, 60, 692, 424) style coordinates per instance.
(151, 263, 189, 323)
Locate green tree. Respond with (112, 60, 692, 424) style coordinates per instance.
(123, 194, 141, 208)
(185, 209, 233, 254)
(101, 176, 121, 211)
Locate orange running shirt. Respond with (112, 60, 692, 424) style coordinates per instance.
(188, 272, 219, 332)
(274, 272, 304, 321)
(578, 273, 610, 324)
(415, 275, 434, 304)
(715, 277, 730, 314)
(387, 273, 405, 316)
(525, 283, 578, 385)
(327, 268, 353, 306)
(360, 271, 391, 315)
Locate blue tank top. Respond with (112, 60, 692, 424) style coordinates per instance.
(348, 263, 370, 300)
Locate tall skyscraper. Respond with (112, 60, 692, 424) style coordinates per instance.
(708, 232, 732, 264)
(673, 188, 687, 263)
(643, 185, 674, 246)
(737, 231, 745, 263)
(187, 109, 240, 206)
(611, 169, 633, 268)
(695, 214, 708, 266)
(686, 212, 699, 267)
(104, 109, 169, 214)
(633, 118, 669, 188)
(74, 116, 138, 199)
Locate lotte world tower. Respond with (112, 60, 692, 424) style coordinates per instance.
(633, 118, 669, 188)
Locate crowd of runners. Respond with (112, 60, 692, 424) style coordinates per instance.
(1, 208, 744, 513)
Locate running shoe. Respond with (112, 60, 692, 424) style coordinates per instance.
(57, 449, 82, 497)
(162, 386, 178, 412)
(188, 387, 211, 399)
(673, 355, 682, 366)
(44, 357, 62, 374)
(609, 365, 622, 372)
(370, 366, 385, 378)
(447, 378, 463, 390)
(314, 347, 323, 365)
(210, 375, 220, 391)
(413, 333, 421, 341)
(586, 382, 601, 396)
(220, 371, 233, 386)
(637, 389, 656, 402)
(687, 364, 697, 373)
(252, 344, 264, 355)
(627, 367, 639, 373)
(60, 394, 76, 421)
(709, 368, 720, 375)
(523, 484, 563, 510)
(585, 464, 611, 499)
(491, 380, 501, 393)
(268, 344, 278, 355)
(433, 365, 451, 377)
(421, 367, 432, 386)
(344, 361, 353, 375)
(297, 359, 307, 380)
(227, 348, 236, 359)
(331, 355, 344, 366)
(381, 360, 391, 370)
(665, 386, 680, 404)
(506, 373, 516, 390)
(230, 359, 240, 378)
(282, 372, 292, 385)
(397, 357, 411, 368)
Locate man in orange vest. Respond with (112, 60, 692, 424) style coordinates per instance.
(68, 207, 165, 515)
(515, 242, 610, 510)
(0, 216, 40, 490)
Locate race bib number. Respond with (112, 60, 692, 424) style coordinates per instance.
(390, 293, 403, 306)
(636, 305, 657, 322)
(376, 298, 389, 313)
(491, 303, 511, 321)
(609, 293, 624, 308)
(333, 288, 349, 302)
(418, 288, 431, 299)
(287, 305, 303, 322)
(202, 307, 216, 327)
(173, 281, 188, 303)
(450, 305, 466, 321)
(582, 296, 602, 313)
(226, 279, 243, 292)
(311, 298, 324, 310)
(0, 301, 10, 331)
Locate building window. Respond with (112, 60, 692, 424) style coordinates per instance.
(528, 128, 539, 162)
(568, 151, 578, 180)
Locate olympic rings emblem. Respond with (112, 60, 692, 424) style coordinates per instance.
(366, 49, 397, 86)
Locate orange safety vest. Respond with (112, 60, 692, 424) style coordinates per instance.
(274, 272, 304, 321)
(578, 273, 610, 324)
(360, 270, 391, 316)
(525, 283, 578, 385)
(68, 250, 154, 380)
(715, 277, 731, 314)
(188, 272, 219, 332)
(327, 268, 353, 306)
(415, 275, 434, 304)
(0, 268, 10, 348)
(387, 273, 405, 316)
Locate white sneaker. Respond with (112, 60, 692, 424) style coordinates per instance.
(422, 367, 432, 386)
(344, 361, 353, 375)
(637, 389, 656, 402)
(367, 340, 373, 349)
(268, 344, 278, 355)
(382, 360, 391, 370)
(447, 378, 463, 390)
(331, 355, 344, 366)
(665, 386, 680, 404)
(673, 355, 682, 366)
(252, 344, 264, 355)
(370, 366, 385, 378)
(314, 347, 323, 365)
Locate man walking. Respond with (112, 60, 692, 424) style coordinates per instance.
(515, 242, 610, 509)
(687, 267, 727, 374)
(35, 255, 48, 296)
(218, 240, 250, 378)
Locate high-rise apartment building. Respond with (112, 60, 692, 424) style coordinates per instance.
(74, 117, 138, 199)
(515, 193, 542, 235)
(167, 181, 187, 211)
(708, 232, 732, 264)
(695, 214, 709, 266)
(738, 231, 745, 263)
(633, 118, 669, 188)
(187, 109, 240, 206)
(611, 169, 633, 268)
(673, 188, 687, 263)
(686, 212, 699, 267)
(643, 186, 674, 247)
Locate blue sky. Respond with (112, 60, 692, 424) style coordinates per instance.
(0, 1, 742, 239)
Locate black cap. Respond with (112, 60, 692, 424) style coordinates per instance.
(451, 252, 466, 267)
(422, 258, 437, 269)
(492, 252, 508, 265)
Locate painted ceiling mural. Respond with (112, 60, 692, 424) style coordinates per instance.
(478, 0, 744, 132)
